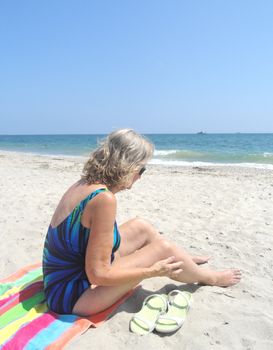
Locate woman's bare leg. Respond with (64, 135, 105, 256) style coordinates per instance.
(113, 238, 241, 286)
(72, 218, 158, 316)
(115, 218, 240, 285)
(72, 218, 241, 316)
(72, 280, 141, 316)
(117, 217, 210, 264)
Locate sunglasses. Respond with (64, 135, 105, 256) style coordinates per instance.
(138, 167, 146, 176)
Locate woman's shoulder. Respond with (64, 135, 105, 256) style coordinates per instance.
(90, 188, 116, 207)
(85, 188, 117, 223)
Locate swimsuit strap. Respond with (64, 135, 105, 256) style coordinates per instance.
(68, 187, 109, 228)
(75, 187, 109, 209)
(85, 187, 109, 201)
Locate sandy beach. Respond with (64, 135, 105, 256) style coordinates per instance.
(0, 150, 272, 350)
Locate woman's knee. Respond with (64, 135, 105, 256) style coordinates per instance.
(130, 217, 150, 229)
(153, 238, 175, 257)
(131, 217, 161, 243)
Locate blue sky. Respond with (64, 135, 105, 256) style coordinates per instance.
(0, 0, 272, 134)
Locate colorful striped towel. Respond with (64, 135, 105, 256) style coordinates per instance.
(0, 263, 137, 349)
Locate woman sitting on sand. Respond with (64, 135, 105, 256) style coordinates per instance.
(42, 128, 241, 316)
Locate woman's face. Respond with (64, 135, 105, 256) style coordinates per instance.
(125, 165, 146, 190)
(126, 173, 140, 189)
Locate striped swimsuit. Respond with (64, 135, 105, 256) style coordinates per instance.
(42, 188, 121, 314)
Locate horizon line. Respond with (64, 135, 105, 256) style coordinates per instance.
(0, 132, 273, 136)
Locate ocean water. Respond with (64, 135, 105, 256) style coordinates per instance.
(0, 133, 273, 169)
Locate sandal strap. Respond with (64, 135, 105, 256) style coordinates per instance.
(168, 290, 191, 307)
(142, 293, 168, 313)
(132, 315, 155, 332)
(157, 314, 184, 326)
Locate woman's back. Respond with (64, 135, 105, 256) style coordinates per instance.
(49, 182, 107, 229)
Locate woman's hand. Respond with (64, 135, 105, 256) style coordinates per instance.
(150, 256, 183, 279)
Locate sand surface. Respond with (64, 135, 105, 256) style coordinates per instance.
(0, 150, 273, 349)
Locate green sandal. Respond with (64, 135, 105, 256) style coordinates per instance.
(155, 290, 193, 334)
(130, 294, 168, 335)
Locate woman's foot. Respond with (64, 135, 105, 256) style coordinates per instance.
(192, 255, 211, 265)
(208, 269, 242, 287)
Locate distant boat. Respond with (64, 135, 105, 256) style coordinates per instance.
(197, 131, 206, 135)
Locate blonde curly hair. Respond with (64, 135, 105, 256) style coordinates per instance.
(81, 128, 154, 188)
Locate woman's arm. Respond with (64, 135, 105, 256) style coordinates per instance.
(85, 191, 155, 286)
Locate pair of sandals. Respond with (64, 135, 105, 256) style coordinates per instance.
(129, 290, 193, 335)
